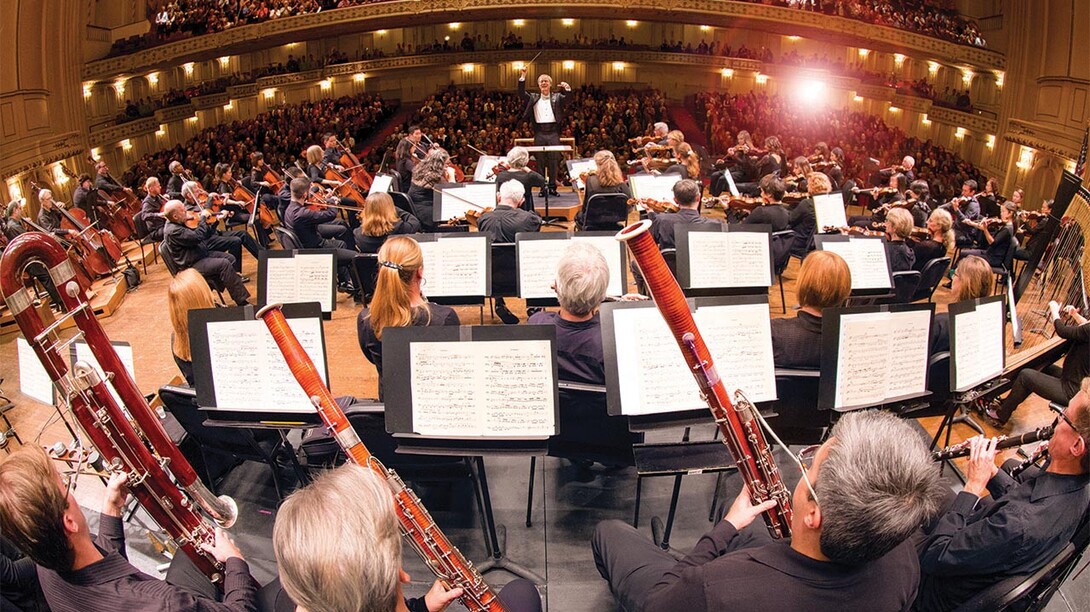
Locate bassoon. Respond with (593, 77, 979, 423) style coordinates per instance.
(0, 232, 237, 581)
(616, 219, 794, 538)
(255, 304, 507, 611)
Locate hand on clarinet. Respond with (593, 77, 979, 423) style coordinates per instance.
(422, 577, 464, 612)
(201, 527, 245, 563)
(102, 471, 130, 517)
(963, 435, 1000, 498)
(724, 484, 778, 531)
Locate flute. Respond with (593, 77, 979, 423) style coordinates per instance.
(931, 424, 1054, 461)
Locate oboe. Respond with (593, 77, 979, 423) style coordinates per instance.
(931, 424, 1054, 461)
(255, 305, 506, 612)
(616, 220, 793, 539)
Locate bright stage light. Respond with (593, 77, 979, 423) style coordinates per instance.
(792, 78, 826, 106)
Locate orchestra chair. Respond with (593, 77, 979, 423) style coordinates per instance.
(577, 193, 630, 232)
(158, 241, 228, 305)
(767, 367, 828, 445)
(157, 384, 303, 502)
(524, 382, 643, 527)
(633, 248, 677, 296)
(129, 212, 157, 275)
(884, 270, 921, 304)
(953, 510, 1089, 612)
(352, 253, 379, 306)
(488, 242, 517, 321)
(911, 257, 952, 303)
(992, 237, 1021, 292)
(771, 229, 797, 313)
(273, 225, 302, 250)
(389, 191, 416, 216)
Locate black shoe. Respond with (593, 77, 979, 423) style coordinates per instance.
(337, 282, 356, 294)
(239, 275, 251, 283)
(548, 188, 560, 196)
(495, 303, 519, 324)
(538, 188, 548, 198)
(526, 307, 543, 318)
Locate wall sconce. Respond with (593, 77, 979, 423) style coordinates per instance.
(721, 68, 733, 78)
(462, 63, 475, 73)
(7, 179, 22, 203)
(858, 48, 870, 58)
(53, 165, 68, 184)
(83, 83, 93, 98)
(562, 18, 574, 26)
(986, 135, 995, 149)
(120, 139, 132, 151)
(888, 106, 900, 113)
(262, 88, 276, 99)
(223, 101, 233, 111)
(755, 73, 768, 85)
(354, 73, 366, 82)
(183, 62, 195, 76)
(955, 127, 966, 139)
(513, 19, 525, 27)
(562, 60, 575, 70)
(961, 69, 973, 87)
(700, 25, 711, 32)
(218, 56, 230, 68)
(612, 62, 626, 70)
(927, 61, 939, 76)
(113, 79, 126, 96)
(626, 20, 638, 27)
(995, 71, 1004, 88)
(921, 115, 931, 125)
(894, 53, 905, 67)
(449, 22, 460, 30)
(1016, 146, 1035, 170)
(319, 79, 332, 90)
(147, 72, 159, 86)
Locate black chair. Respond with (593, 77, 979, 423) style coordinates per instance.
(578, 193, 630, 232)
(352, 253, 379, 306)
(489, 242, 517, 319)
(993, 237, 1021, 290)
(274, 226, 302, 250)
(661, 248, 678, 279)
(159, 241, 179, 276)
(890, 270, 922, 304)
(389, 191, 415, 216)
(158, 385, 299, 501)
(911, 257, 952, 302)
(768, 368, 828, 445)
(771, 229, 796, 313)
(952, 541, 1082, 611)
(129, 212, 156, 274)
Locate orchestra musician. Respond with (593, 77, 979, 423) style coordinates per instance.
(212, 162, 270, 248)
(956, 200, 1018, 269)
(321, 133, 347, 171)
(980, 303, 1090, 427)
(478, 180, 543, 324)
(940, 179, 983, 247)
(709, 130, 756, 197)
(1016, 197, 1051, 260)
(180, 181, 260, 272)
(356, 236, 461, 393)
(737, 136, 785, 197)
(740, 176, 789, 231)
(0, 445, 264, 612)
(930, 255, 994, 354)
(283, 177, 360, 298)
(650, 122, 670, 146)
(784, 157, 813, 194)
(848, 173, 908, 228)
(272, 463, 541, 612)
(244, 152, 283, 222)
(915, 380, 1090, 611)
(877, 155, 915, 184)
(407, 148, 449, 232)
(139, 176, 167, 241)
(771, 250, 851, 369)
(593, 410, 945, 612)
(646, 179, 719, 250)
(884, 208, 917, 272)
(35, 190, 78, 242)
(905, 179, 935, 227)
(92, 161, 128, 195)
(71, 174, 104, 225)
(354, 192, 421, 255)
(825, 147, 846, 192)
(166, 161, 188, 199)
(167, 269, 216, 387)
(494, 146, 546, 213)
(518, 66, 571, 196)
(162, 200, 251, 306)
(2, 200, 64, 306)
(787, 172, 831, 259)
(657, 142, 701, 180)
(910, 208, 954, 272)
(574, 150, 631, 228)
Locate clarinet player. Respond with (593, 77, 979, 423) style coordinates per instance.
(518, 65, 570, 197)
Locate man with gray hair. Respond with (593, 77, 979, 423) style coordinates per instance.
(592, 410, 946, 611)
(162, 199, 251, 305)
(651, 122, 670, 145)
(494, 146, 546, 213)
(272, 463, 542, 611)
(478, 180, 542, 323)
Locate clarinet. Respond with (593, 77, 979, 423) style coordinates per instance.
(931, 424, 1054, 461)
(0, 232, 236, 582)
(256, 304, 506, 612)
(616, 220, 794, 539)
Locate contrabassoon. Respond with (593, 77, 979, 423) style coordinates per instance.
(255, 304, 507, 611)
(616, 219, 794, 538)
(0, 232, 237, 581)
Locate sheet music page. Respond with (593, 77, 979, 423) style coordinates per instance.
(517, 239, 567, 299)
(694, 304, 777, 402)
(571, 236, 625, 297)
(17, 337, 54, 405)
(813, 193, 848, 229)
(630, 174, 681, 202)
(613, 306, 704, 415)
(440, 184, 497, 220)
(724, 169, 740, 197)
(953, 301, 1005, 391)
(291, 254, 334, 312)
(418, 238, 488, 297)
(883, 309, 931, 399)
(72, 341, 137, 410)
(834, 312, 891, 409)
(368, 174, 393, 195)
(263, 257, 299, 307)
(206, 317, 325, 412)
(472, 155, 506, 182)
(568, 158, 597, 190)
(409, 340, 555, 437)
(821, 238, 892, 290)
(686, 232, 771, 288)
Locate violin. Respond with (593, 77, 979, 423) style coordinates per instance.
(627, 197, 678, 214)
(577, 169, 598, 185)
(977, 217, 1007, 232)
(910, 227, 930, 241)
(628, 135, 659, 147)
(489, 161, 511, 180)
(446, 206, 495, 229)
(852, 186, 899, 196)
(701, 195, 764, 212)
(823, 225, 884, 237)
(782, 191, 808, 203)
(1018, 210, 1048, 222)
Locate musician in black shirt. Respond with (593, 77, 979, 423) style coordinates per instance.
(139, 177, 168, 241)
(884, 208, 917, 273)
(162, 200, 251, 306)
(593, 410, 945, 612)
(70, 175, 103, 225)
(741, 176, 790, 231)
(494, 147, 545, 213)
(35, 190, 77, 241)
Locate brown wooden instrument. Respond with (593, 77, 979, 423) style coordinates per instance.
(616, 220, 793, 538)
(627, 197, 678, 214)
(331, 138, 375, 193)
(628, 135, 658, 147)
(323, 166, 367, 208)
(255, 304, 507, 611)
(0, 232, 238, 582)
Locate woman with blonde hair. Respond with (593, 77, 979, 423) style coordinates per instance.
(770, 250, 851, 368)
(408, 148, 450, 231)
(576, 150, 633, 229)
(911, 208, 954, 270)
(662, 142, 701, 180)
(304, 144, 342, 190)
(354, 192, 420, 254)
(931, 255, 994, 354)
(357, 236, 460, 391)
(168, 269, 216, 386)
(884, 208, 917, 272)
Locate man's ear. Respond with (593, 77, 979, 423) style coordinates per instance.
(62, 508, 81, 536)
(805, 503, 823, 531)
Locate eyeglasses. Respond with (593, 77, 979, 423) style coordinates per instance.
(1051, 403, 1083, 440)
(62, 472, 78, 499)
(795, 444, 821, 504)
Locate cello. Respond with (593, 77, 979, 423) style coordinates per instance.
(331, 136, 374, 193)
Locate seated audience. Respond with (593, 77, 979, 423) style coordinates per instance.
(771, 250, 851, 368)
(354, 192, 421, 254)
(592, 410, 947, 611)
(168, 269, 216, 386)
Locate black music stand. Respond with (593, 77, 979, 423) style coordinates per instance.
(514, 231, 628, 308)
(257, 249, 337, 318)
(814, 234, 895, 304)
(382, 324, 559, 584)
(413, 233, 491, 323)
(521, 144, 573, 227)
(675, 224, 774, 298)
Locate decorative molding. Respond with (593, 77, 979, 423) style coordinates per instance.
(1, 132, 87, 179)
(857, 84, 895, 101)
(1005, 119, 1080, 160)
(82, 0, 1005, 81)
(191, 92, 230, 110)
(156, 104, 197, 123)
(891, 93, 930, 114)
(89, 117, 159, 146)
(927, 105, 997, 136)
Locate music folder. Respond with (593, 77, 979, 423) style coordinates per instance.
(257, 249, 336, 317)
(814, 234, 893, 294)
(675, 224, 773, 296)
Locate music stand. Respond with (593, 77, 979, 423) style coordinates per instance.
(520, 144, 573, 227)
(382, 324, 558, 583)
(814, 234, 894, 302)
(675, 224, 774, 297)
(257, 249, 337, 318)
(514, 231, 627, 307)
(412, 233, 491, 322)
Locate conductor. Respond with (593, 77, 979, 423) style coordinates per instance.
(518, 66, 571, 197)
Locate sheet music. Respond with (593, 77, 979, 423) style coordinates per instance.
(206, 317, 326, 412)
(418, 237, 488, 297)
(264, 253, 335, 312)
(72, 340, 136, 410)
(820, 238, 891, 290)
(612, 303, 776, 415)
(685, 231, 771, 288)
(813, 193, 848, 229)
(472, 155, 507, 183)
(833, 310, 930, 409)
(368, 174, 393, 195)
(630, 174, 681, 203)
(409, 340, 555, 437)
(724, 169, 740, 197)
(568, 158, 597, 190)
(17, 337, 54, 405)
(952, 300, 1005, 391)
(438, 183, 497, 221)
(517, 236, 624, 299)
